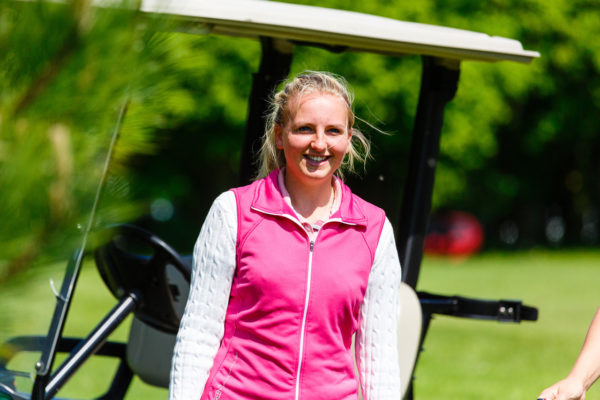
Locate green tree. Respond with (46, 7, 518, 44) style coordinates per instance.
(2, 0, 598, 282)
(0, 0, 195, 279)
(268, 0, 600, 246)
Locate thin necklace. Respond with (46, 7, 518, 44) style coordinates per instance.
(294, 185, 334, 224)
(328, 183, 336, 217)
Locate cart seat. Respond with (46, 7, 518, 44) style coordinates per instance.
(397, 282, 422, 396)
(353, 281, 422, 400)
(125, 256, 191, 388)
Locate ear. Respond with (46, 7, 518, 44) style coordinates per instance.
(275, 124, 284, 150)
(345, 128, 353, 154)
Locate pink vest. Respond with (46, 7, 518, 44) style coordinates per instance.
(200, 170, 386, 400)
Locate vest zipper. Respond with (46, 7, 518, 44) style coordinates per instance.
(294, 239, 314, 400)
(249, 207, 357, 400)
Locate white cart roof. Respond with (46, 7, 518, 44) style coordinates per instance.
(140, 0, 540, 63)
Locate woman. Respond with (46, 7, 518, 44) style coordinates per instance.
(169, 71, 402, 400)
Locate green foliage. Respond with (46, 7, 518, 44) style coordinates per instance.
(1, 1, 599, 397)
(274, 0, 600, 246)
(0, 0, 189, 274)
(127, 0, 598, 248)
(2, 0, 599, 277)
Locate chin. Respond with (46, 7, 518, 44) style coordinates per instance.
(300, 168, 333, 180)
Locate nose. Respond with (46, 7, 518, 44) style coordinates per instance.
(311, 130, 327, 151)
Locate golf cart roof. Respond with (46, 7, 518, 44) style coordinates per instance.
(140, 0, 540, 63)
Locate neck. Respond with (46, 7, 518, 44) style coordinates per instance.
(284, 172, 334, 223)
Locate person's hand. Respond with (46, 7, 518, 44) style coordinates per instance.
(538, 377, 586, 400)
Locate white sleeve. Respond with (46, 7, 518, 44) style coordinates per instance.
(169, 191, 237, 400)
(355, 217, 402, 400)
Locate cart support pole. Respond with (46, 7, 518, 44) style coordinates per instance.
(30, 250, 83, 400)
(239, 37, 293, 185)
(44, 294, 138, 399)
(397, 56, 460, 289)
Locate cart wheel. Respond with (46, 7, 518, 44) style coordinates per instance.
(94, 224, 191, 334)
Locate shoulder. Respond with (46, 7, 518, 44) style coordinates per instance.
(339, 179, 386, 225)
(199, 191, 237, 234)
(353, 192, 385, 218)
(201, 191, 237, 236)
(230, 172, 274, 201)
(230, 179, 261, 196)
(211, 190, 236, 212)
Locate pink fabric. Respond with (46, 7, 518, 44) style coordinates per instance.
(199, 169, 386, 400)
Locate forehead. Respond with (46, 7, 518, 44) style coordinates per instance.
(286, 91, 349, 120)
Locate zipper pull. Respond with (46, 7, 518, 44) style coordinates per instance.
(310, 241, 314, 252)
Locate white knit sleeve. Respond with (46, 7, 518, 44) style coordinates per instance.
(169, 191, 237, 400)
(356, 217, 402, 399)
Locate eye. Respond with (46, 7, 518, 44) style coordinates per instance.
(327, 127, 343, 135)
(296, 125, 313, 133)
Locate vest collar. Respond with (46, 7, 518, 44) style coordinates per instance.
(251, 169, 368, 227)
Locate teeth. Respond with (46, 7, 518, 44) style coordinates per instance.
(306, 155, 327, 162)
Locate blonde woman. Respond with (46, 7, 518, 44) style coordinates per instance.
(169, 71, 402, 400)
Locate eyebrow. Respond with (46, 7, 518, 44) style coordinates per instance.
(292, 121, 347, 128)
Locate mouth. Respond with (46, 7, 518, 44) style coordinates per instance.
(303, 154, 331, 165)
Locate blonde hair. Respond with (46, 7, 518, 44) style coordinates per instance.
(256, 71, 371, 179)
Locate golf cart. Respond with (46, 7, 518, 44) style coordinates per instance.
(0, 0, 540, 399)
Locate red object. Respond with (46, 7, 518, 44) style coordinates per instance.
(424, 211, 484, 256)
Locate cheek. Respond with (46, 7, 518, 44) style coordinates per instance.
(284, 135, 310, 152)
(331, 136, 351, 155)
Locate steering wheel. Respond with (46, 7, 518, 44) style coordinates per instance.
(94, 224, 191, 334)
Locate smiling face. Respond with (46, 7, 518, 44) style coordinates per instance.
(275, 92, 352, 189)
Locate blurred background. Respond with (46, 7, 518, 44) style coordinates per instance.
(0, 0, 599, 399)
(2, 0, 599, 268)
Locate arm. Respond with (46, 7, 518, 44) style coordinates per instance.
(355, 218, 402, 399)
(538, 307, 600, 400)
(169, 191, 237, 400)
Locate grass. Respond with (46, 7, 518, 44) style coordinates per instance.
(415, 250, 600, 400)
(0, 260, 168, 399)
(1, 250, 599, 399)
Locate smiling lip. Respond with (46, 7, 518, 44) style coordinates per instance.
(304, 154, 330, 166)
